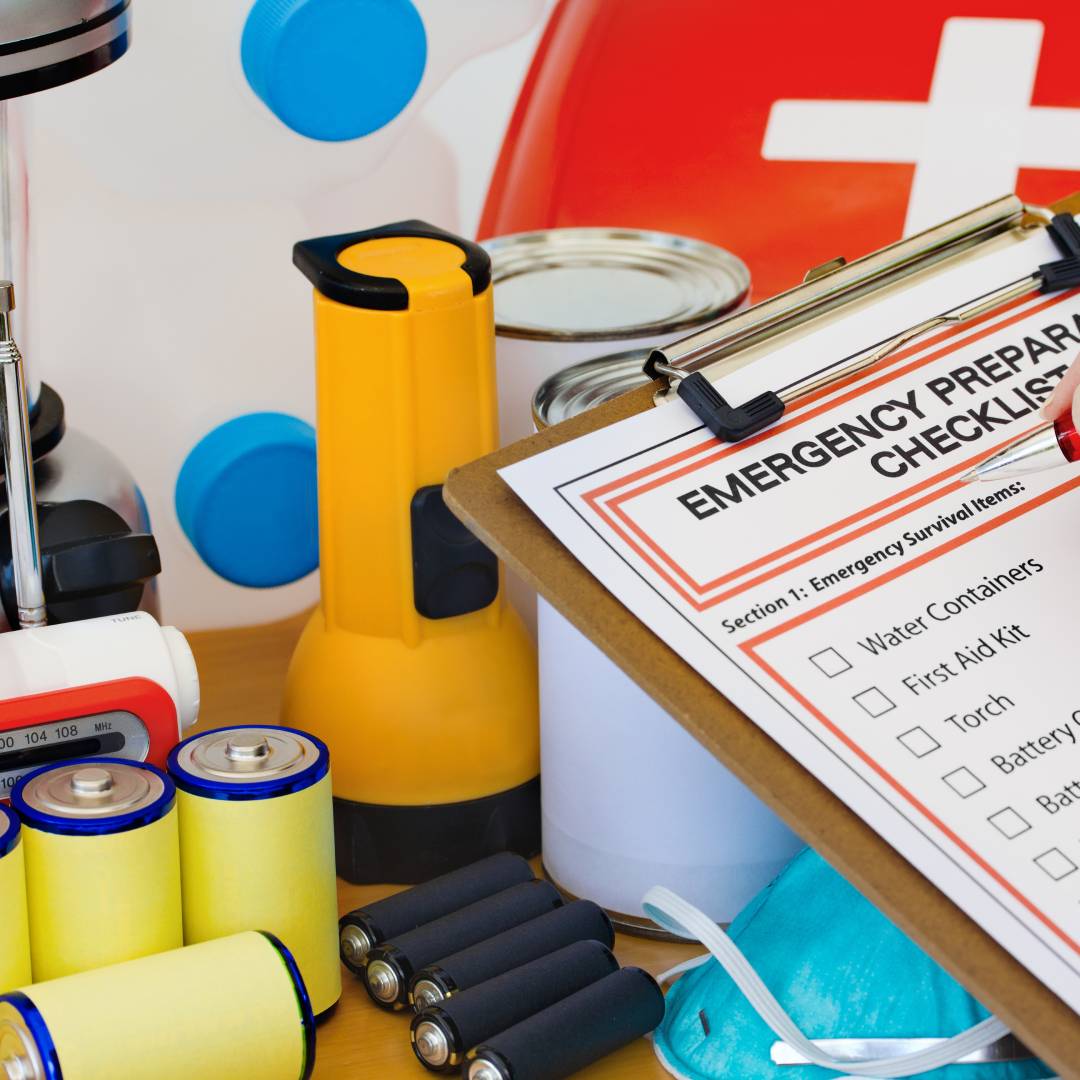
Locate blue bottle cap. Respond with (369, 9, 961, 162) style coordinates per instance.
(175, 412, 318, 589)
(241, 0, 427, 141)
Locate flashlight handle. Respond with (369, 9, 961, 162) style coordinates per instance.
(296, 223, 498, 642)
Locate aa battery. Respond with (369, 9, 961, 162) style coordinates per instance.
(167, 725, 341, 1017)
(12, 758, 182, 982)
(0, 931, 315, 1080)
(463, 967, 665, 1080)
(365, 880, 562, 1011)
(340, 852, 534, 974)
(410, 900, 614, 1010)
(411, 940, 618, 1072)
(0, 805, 30, 993)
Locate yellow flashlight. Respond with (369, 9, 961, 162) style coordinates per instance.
(286, 222, 539, 883)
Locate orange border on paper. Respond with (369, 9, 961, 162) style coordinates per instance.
(580, 289, 1080, 612)
(739, 473, 1080, 958)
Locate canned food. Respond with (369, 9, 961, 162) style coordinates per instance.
(168, 725, 340, 1017)
(490, 227, 749, 635)
(0, 931, 315, 1080)
(13, 759, 183, 981)
(531, 348, 653, 431)
(488, 227, 748, 447)
(531, 352, 803, 936)
(0, 805, 30, 993)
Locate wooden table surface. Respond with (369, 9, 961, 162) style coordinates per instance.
(320, 876, 699, 1079)
(185, 616, 699, 1079)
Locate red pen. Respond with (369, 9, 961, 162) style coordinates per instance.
(963, 408, 1080, 482)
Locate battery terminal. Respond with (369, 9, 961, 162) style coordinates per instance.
(69, 768, 114, 799)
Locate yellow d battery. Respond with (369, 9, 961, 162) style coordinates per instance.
(12, 759, 182, 982)
(168, 725, 340, 1017)
(0, 930, 315, 1080)
(0, 805, 30, 993)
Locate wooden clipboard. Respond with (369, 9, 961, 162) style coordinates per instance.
(445, 192, 1080, 1077)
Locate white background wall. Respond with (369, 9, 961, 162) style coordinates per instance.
(24, 0, 550, 629)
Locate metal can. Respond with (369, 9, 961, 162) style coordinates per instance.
(487, 227, 750, 637)
(0, 930, 315, 1080)
(531, 348, 654, 431)
(531, 355, 803, 937)
(0, 804, 30, 993)
(487, 227, 749, 450)
(13, 758, 182, 982)
(167, 725, 340, 1017)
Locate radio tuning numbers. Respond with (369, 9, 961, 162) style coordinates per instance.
(0, 711, 150, 795)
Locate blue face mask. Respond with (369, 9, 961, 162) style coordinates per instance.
(644, 848, 1054, 1080)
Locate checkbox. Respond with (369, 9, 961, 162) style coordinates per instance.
(897, 726, 940, 759)
(810, 647, 852, 678)
(1035, 848, 1078, 881)
(942, 767, 986, 798)
(988, 807, 1031, 839)
(853, 687, 895, 718)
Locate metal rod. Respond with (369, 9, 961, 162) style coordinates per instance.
(0, 281, 45, 628)
(0, 101, 36, 414)
(647, 194, 1030, 381)
(777, 274, 1040, 404)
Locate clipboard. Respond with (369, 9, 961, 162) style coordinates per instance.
(445, 191, 1080, 1078)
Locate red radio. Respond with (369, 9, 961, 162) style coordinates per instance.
(0, 612, 199, 798)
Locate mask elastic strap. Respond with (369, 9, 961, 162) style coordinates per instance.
(643, 886, 1013, 1079)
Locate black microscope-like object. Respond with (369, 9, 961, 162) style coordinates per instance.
(0, 1, 161, 629)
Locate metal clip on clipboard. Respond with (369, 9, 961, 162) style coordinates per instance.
(645, 195, 1080, 443)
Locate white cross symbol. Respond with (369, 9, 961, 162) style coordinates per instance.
(762, 17, 1080, 235)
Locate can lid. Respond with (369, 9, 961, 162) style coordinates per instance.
(0, 805, 19, 859)
(168, 725, 330, 800)
(11, 760, 175, 836)
(0, 995, 55, 1080)
(485, 228, 749, 342)
(532, 348, 653, 429)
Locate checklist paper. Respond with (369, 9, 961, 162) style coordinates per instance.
(501, 224, 1080, 1013)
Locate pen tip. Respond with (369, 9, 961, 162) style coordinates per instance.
(959, 467, 981, 484)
